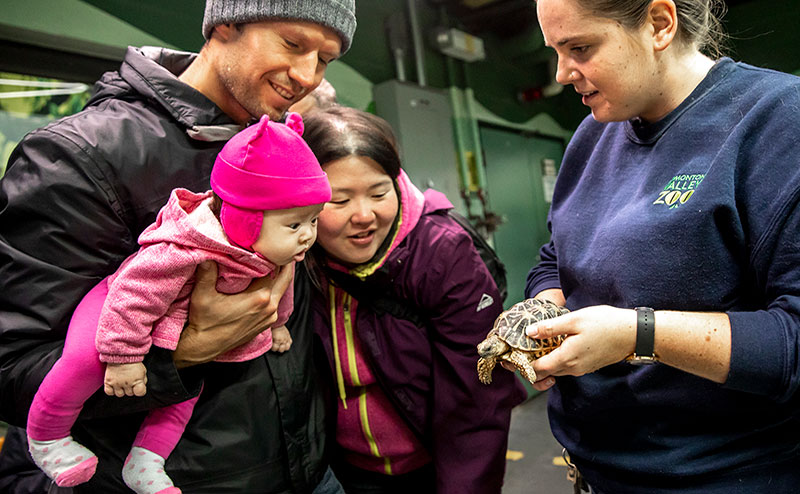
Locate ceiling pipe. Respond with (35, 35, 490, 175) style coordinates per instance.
(385, 12, 409, 82)
(406, 0, 427, 86)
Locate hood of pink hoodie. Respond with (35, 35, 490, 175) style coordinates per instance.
(138, 188, 277, 274)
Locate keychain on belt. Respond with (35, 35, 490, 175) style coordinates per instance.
(563, 448, 589, 493)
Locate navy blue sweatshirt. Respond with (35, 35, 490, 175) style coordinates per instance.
(526, 58, 800, 493)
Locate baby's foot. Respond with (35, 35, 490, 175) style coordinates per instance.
(28, 435, 98, 487)
(270, 326, 293, 353)
(122, 446, 181, 494)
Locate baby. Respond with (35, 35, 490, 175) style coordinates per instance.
(26, 113, 330, 494)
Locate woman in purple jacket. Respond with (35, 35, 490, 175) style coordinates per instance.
(300, 106, 525, 494)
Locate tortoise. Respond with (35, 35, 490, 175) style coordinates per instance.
(477, 298, 569, 385)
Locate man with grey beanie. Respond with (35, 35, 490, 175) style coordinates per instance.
(0, 1, 355, 493)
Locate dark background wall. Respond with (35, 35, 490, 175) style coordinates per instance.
(66, 0, 799, 133)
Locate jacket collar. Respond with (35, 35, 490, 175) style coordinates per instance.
(117, 46, 242, 141)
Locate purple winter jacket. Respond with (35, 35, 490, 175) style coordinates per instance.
(313, 172, 526, 493)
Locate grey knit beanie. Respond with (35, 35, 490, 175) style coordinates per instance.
(203, 0, 357, 53)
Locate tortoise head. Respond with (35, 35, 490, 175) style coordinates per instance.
(477, 331, 509, 358)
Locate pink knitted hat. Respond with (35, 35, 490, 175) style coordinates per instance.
(210, 113, 331, 249)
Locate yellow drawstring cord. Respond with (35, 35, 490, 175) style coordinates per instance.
(329, 284, 348, 409)
(328, 285, 393, 474)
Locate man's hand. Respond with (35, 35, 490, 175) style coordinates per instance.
(173, 261, 293, 368)
(104, 362, 148, 397)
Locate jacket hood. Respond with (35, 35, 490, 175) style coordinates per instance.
(138, 188, 276, 271)
(88, 46, 242, 142)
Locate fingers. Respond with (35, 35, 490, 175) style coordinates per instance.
(195, 261, 218, 287)
(194, 261, 219, 290)
(190, 261, 221, 309)
(247, 271, 274, 292)
(500, 360, 556, 390)
(248, 265, 292, 318)
(247, 266, 292, 320)
(271, 263, 294, 298)
(247, 263, 290, 294)
(532, 349, 563, 379)
(526, 318, 556, 339)
(532, 376, 556, 392)
(105, 381, 147, 397)
(104, 363, 148, 397)
(500, 362, 516, 373)
(270, 340, 293, 353)
(526, 312, 573, 339)
(132, 380, 147, 397)
(270, 327, 293, 353)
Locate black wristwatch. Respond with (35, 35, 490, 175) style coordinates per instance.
(626, 307, 657, 365)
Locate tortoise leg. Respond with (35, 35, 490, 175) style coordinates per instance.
(505, 351, 537, 385)
(477, 357, 497, 385)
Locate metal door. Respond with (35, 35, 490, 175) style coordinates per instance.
(480, 125, 565, 307)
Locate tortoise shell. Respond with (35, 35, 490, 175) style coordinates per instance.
(493, 298, 569, 355)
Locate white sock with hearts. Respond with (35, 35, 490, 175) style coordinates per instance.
(122, 446, 181, 494)
(28, 435, 98, 487)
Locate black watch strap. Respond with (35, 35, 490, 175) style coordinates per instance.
(630, 307, 656, 364)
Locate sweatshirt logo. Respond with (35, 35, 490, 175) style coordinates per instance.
(653, 173, 705, 210)
(476, 293, 494, 312)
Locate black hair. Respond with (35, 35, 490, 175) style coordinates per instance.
(302, 106, 402, 178)
(301, 107, 403, 285)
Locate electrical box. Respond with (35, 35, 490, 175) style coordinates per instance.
(373, 80, 465, 214)
(433, 27, 486, 62)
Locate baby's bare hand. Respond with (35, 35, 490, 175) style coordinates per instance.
(104, 362, 148, 397)
(270, 325, 293, 353)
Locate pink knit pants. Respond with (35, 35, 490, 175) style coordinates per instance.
(26, 278, 199, 458)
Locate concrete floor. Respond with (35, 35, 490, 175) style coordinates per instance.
(503, 391, 574, 493)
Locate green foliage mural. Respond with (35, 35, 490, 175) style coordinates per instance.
(0, 72, 90, 177)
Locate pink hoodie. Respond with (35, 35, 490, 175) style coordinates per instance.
(95, 188, 293, 364)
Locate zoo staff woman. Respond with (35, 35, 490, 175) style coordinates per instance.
(524, 0, 800, 492)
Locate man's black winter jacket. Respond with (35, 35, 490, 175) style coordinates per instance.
(0, 46, 328, 493)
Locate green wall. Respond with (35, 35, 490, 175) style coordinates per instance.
(80, 0, 205, 51)
(6, 0, 798, 133)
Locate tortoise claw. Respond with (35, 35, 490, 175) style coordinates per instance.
(477, 357, 495, 385)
